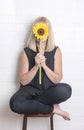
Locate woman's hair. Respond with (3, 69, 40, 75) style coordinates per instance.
(27, 17, 56, 52)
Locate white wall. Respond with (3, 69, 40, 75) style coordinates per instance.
(0, 0, 84, 130)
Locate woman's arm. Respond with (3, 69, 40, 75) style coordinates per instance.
(19, 51, 39, 86)
(41, 48, 63, 84)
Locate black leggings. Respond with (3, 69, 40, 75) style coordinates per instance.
(10, 83, 72, 114)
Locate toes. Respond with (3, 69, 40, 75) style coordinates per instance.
(63, 117, 70, 120)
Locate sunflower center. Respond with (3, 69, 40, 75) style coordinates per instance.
(37, 28, 44, 35)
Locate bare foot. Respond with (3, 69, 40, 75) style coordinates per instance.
(53, 104, 70, 120)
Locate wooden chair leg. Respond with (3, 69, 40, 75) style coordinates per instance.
(50, 115, 54, 130)
(23, 115, 27, 130)
(22, 114, 54, 130)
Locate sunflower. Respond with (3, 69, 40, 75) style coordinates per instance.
(32, 23, 49, 40)
(32, 23, 49, 85)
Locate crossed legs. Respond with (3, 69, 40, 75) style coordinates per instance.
(10, 83, 72, 120)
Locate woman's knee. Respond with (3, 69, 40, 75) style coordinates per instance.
(54, 83, 72, 101)
(61, 83, 72, 99)
(9, 97, 22, 113)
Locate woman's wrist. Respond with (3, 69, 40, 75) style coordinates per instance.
(42, 64, 47, 70)
(35, 64, 39, 70)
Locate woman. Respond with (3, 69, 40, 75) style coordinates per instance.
(10, 17, 72, 120)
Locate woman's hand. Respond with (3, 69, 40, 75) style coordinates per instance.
(35, 53, 41, 67)
(35, 53, 46, 68)
(40, 55, 46, 68)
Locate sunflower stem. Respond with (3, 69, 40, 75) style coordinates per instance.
(39, 65, 42, 84)
(39, 41, 42, 84)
